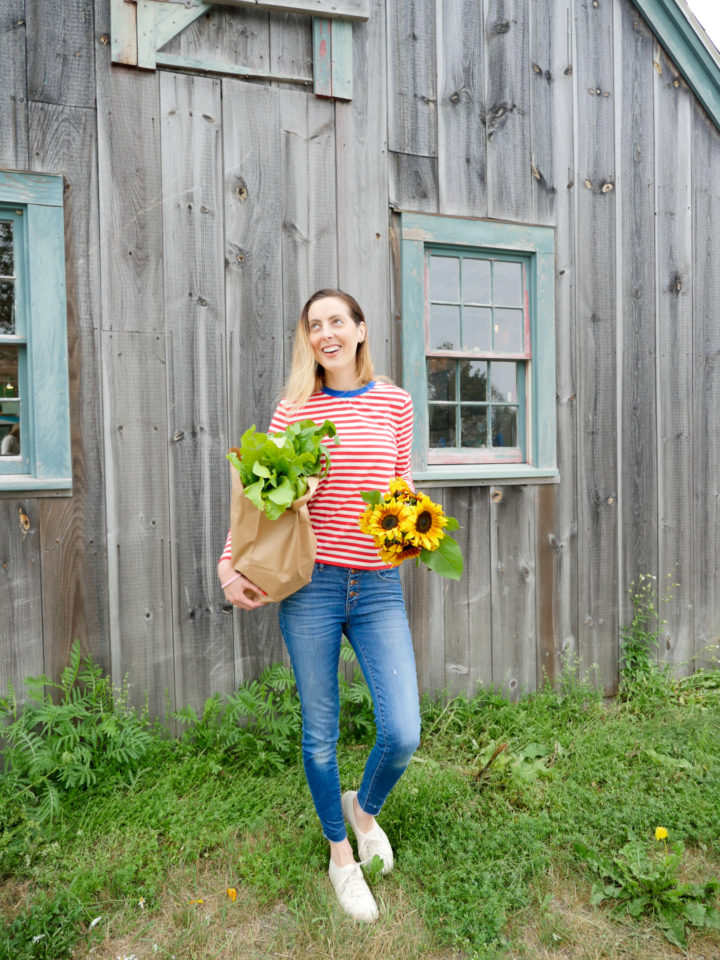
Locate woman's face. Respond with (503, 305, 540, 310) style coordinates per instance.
(307, 296, 366, 389)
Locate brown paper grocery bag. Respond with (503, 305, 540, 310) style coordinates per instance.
(229, 468, 318, 602)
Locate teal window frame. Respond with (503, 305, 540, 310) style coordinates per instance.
(400, 212, 558, 485)
(0, 171, 71, 493)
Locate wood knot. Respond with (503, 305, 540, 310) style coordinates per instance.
(18, 507, 30, 532)
(490, 487, 503, 503)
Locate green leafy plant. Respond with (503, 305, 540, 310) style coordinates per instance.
(0, 641, 153, 825)
(227, 419, 338, 520)
(576, 831, 720, 948)
(619, 574, 675, 705)
(174, 663, 302, 772)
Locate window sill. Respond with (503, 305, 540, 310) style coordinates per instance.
(412, 465, 559, 488)
(0, 476, 72, 497)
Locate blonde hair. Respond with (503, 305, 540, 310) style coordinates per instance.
(284, 289, 376, 408)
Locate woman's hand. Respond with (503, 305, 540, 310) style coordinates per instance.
(218, 560, 268, 610)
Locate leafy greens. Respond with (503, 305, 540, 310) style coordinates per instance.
(227, 419, 338, 521)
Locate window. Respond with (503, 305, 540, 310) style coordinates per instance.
(400, 212, 557, 484)
(0, 172, 71, 493)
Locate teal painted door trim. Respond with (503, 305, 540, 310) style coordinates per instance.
(313, 18, 353, 100)
(633, 0, 720, 129)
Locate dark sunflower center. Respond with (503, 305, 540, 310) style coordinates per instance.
(416, 511, 433, 533)
(381, 514, 399, 530)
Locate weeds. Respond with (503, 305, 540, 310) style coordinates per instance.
(576, 830, 720, 948)
(619, 573, 676, 707)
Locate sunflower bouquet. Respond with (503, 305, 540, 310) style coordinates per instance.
(358, 477, 463, 579)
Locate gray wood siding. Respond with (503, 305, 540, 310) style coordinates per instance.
(2, 0, 720, 711)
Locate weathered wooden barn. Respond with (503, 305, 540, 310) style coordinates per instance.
(1, 0, 719, 715)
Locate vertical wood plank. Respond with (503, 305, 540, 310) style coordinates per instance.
(0, 1, 29, 168)
(388, 153, 439, 212)
(110, 0, 138, 66)
(269, 11, 314, 81)
(387, 0, 437, 157)
(278, 87, 338, 382)
(484, 0, 531, 221)
(137, 0, 158, 70)
(490, 486, 536, 700)
(530, 0, 577, 686)
(26, 0, 96, 108)
(222, 79, 286, 680)
(618, 6, 658, 627)
(96, 31, 173, 714)
(402, 551, 445, 700)
(0, 501, 44, 700)
(160, 72, 235, 711)
(29, 102, 110, 678)
(335, 0, 391, 375)
(692, 102, 720, 671)
(313, 18, 333, 96)
(330, 20, 353, 100)
(574, 0, 619, 694)
(443, 486, 492, 696)
(101, 331, 174, 715)
(437, 0, 487, 217)
(654, 44, 694, 674)
(164, 4, 272, 75)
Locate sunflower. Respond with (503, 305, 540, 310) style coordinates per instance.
(407, 494, 448, 551)
(385, 476, 415, 502)
(361, 500, 414, 543)
(379, 541, 423, 566)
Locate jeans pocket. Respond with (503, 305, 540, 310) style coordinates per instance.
(376, 567, 400, 582)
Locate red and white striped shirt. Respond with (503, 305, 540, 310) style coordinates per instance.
(221, 381, 414, 570)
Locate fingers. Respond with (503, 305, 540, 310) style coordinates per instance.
(223, 574, 269, 610)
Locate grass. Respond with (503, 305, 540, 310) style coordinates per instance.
(2, 641, 720, 959)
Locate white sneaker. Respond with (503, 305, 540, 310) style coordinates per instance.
(328, 859, 379, 922)
(341, 790, 394, 875)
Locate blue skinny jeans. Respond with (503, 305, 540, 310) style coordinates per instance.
(278, 563, 421, 843)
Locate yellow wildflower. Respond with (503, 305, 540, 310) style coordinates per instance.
(655, 826, 668, 841)
(226, 887, 237, 902)
(188, 898, 204, 905)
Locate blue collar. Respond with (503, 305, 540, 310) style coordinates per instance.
(321, 381, 376, 398)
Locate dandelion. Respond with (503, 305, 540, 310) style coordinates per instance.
(655, 826, 669, 841)
(226, 887, 237, 902)
(188, 898, 204, 905)
(138, 897, 146, 909)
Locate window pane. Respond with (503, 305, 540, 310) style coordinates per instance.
(430, 255, 459, 302)
(490, 361, 517, 402)
(0, 344, 21, 456)
(460, 406, 487, 448)
(0, 279, 14, 334)
(493, 261, 523, 306)
(463, 258, 490, 303)
(0, 220, 13, 276)
(429, 303, 460, 350)
(459, 359, 487, 401)
(493, 308, 524, 353)
(462, 306, 492, 351)
(429, 404, 456, 448)
(492, 406, 517, 447)
(427, 358, 456, 401)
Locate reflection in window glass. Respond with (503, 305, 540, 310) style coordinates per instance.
(463, 258, 491, 303)
(0, 280, 15, 334)
(490, 361, 517, 402)
(0, 344, 20, 456)
(0, 220, 13, 275)
(493, 261, 523, 306)
(427, 358, 456, 401)
(430, 255, 459, 302)
(493, 308, 523, 353)
(492, 406, 517, 448)
(429, 405, 456, 447)
(461, 407, 487, 448)
(462, 306, 492, 352)
(459, 359, 487, 402)
(429, 303, 460, 350)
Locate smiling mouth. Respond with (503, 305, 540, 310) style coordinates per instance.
(322, 345, 341, 355)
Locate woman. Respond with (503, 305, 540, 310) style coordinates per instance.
(218, 290, 421, 922)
